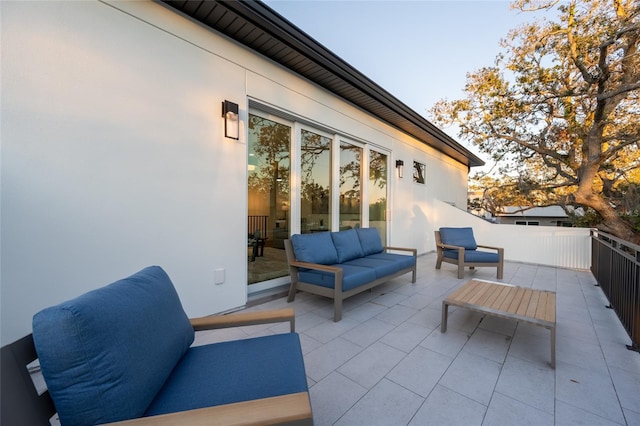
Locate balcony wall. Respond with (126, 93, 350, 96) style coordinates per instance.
(431, 200, 591, 270)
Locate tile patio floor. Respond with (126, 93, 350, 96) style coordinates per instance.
(194, 253, 640, 425)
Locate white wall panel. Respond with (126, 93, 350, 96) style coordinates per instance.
(1, 0, 473, 344)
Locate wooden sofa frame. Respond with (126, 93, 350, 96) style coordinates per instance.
(435, 230, 504, 279)
(284, 239, 417, 322)
(1, 308, 312, 426)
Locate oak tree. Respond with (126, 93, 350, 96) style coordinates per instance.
(431, 0, 640, 243)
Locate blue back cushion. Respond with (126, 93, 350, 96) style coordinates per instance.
(291, 232, 338, 264)
(439, 227, 478, 250)
(331, 229, 364, 263)
(356, 227, 384, 255)
(32, 266, 194, 426)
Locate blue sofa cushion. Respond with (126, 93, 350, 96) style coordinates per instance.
(291, 232, 338, 265)
(365, 252, 416, 270)
(145, 333, 308, 416)
(439, 227, 478, 250)
(443, 249, 500, 263)
(343, 257, 400, 278)
(331, 229, 364, 263)
(298, 264, 376, 291)
(32, 266, 194, 426)
(356, 227, 384, 255)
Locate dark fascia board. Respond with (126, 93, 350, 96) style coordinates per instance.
(160, 0, 485, 168)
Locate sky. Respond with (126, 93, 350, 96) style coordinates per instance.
(261, 0, 543, 158)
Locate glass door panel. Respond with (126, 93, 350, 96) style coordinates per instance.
(339, 141, 362, 230)
(247, 114, 290, 285)
(300, 129, 331, 234)
(369, 150, 387, 245)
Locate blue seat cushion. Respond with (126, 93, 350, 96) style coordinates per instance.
(343, 257, 400, 278)
(356, 227, 384, 255)
(291, 232, 338, 265)
(443, 249, 499, 263)
(298, 264, 376, 291)
(365, 252, 416, 270)
(439, 227, 478, 250)
(32, 266, 194, 426)
(145, 333, 308, 416)
(331, 229, 364, 263)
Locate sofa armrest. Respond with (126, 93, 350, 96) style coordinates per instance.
(384, 246, 417, 256)
(105, 392, 313, 426)
(190, 308, 296, 333)
(288, 261, 344, 293)
(477, 244, 504, 253)
(288, 260, 342, 273)
(439, 243, 463, 250)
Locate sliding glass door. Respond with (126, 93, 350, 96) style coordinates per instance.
(300, 129, 332, 234)
(247, 114, 291, 285)
(247, 111, 390, 288)
(369, 149, 388, 245)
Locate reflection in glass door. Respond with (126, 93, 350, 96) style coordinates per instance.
(247, 114, 290, 285)
(369, 150, 387, 245)
(339, 141, 362, 230)
(300, 129, 331, 234)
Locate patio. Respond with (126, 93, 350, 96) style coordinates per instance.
(195, 252, 640, 426)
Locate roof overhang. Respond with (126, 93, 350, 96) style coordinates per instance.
(159, 0, 485, 168)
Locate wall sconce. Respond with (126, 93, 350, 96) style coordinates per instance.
(222, 100, 239, 140)
(395, 160, 404, 178)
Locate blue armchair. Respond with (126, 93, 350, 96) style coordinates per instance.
(3, 266, 312, 426)
(435, 227, 504, 279)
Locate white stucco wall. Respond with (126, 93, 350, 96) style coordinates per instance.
(0, 0, 470, 344)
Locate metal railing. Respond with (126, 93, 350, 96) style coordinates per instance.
(591, 229, 640, 352)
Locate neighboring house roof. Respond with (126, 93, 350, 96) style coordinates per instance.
(497, 206, 569, 218)
(160, 0, 485, 168)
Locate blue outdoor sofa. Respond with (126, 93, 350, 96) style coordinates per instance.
(1, 266, 312, 426)
(284, 228, 417, 321)
(435, 227, 504, 279)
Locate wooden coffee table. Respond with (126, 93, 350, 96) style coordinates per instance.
(441, 279, 556, 368)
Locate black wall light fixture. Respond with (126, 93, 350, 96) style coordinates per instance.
(396, 160, 404, 178)
(222, 100, 239, 140)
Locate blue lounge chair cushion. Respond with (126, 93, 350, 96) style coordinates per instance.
(298, 264, 376, 291)
(32, 266, 194, 426)
(291, 232, 339, 265)
(365, 252, 416, 270)
(331, 229, 364, 263)
(439, 227, 478, 250)
(343, 257, 400, 278)
(145, 333, 308, 416)
(356, 227, 384, 255)
(443, 249, 500, 263)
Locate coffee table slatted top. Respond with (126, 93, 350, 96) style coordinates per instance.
(442, 279, 556, 368)
(444, 279, 555, 327)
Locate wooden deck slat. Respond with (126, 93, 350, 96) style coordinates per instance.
(516, 289, 533, 316)
(496, 286, 517, 312)
(466, 282, 493, 305)
(488, 285, 508, 310)
(525, 291, 541, 318)
(445, 281, 476, 301)
(476, 283, 500, 306)
(546, 293, 556, 322)
(535, 292, 548, 320)
(506, 287, 526, 313)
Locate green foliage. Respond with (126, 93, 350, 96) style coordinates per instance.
(432, 0, 640, 243)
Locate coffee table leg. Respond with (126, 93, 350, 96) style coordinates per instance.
(551, 325, 556, 369)
(441, 301, 449, 333)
